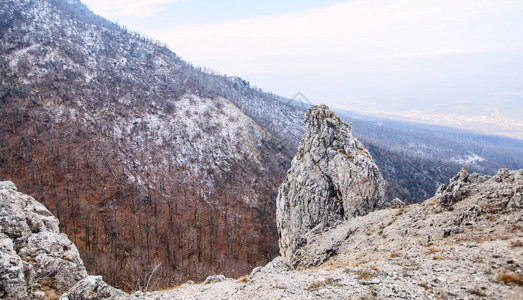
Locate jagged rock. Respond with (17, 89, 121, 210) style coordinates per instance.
(436, 168, 490, 207)
(262, 256, 293, 273)
(276, 105, 385, 262)
(0, 232, 28, 299)
(0, 181, 87, 299)
(436, 168, 519, 209)
(388, 197, 405, 208)
(59, 275, 127, 300)
(204, 275, 227, 284)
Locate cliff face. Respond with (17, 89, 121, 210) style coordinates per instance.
(276, 105, 385, 263)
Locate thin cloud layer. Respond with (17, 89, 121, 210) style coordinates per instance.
(149, 0, 522, 73)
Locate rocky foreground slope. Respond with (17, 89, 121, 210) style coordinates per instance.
(2, 168, 522, 299)
(131, 169, 522, 299)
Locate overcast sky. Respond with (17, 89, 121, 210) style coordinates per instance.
(82, 0, 523, 138)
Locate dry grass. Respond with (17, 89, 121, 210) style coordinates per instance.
(44, 290, 60, 300)
(390, 252, 399, 258)
(418, 282, 432, 290)
(378, 208, 404, 235)
(354, 269, 379, 280)
(21, 257, 35, 264)
(366, 265, 380, 272)
(498, 273, 523, 286)
(468, 288, 487, 297)
(40, 278, 60, 300)
(306, 277, 335, 291)
(432, 255, 447, 260)
(509, 224, 521, 233)
(425, 248, 440, 254)
(472, 256, 484, 263)
(510, 239, 523, 248)
(488, 233, 500, 241)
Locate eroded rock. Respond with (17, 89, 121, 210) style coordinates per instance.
(0, 181, 87, 299)
(276, 105, 385, 263)
(59, 275, 126, 300)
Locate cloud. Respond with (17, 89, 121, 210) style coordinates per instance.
(114, 0, 523, 136)
(148, 0, 523, 78)
(82, 0, 184, 19)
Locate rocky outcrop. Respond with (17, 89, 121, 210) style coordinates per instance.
(60, 276, 126, 300)
(0, 181, 87, 299)
(133, 168, 522, 299)
(2, 167, 521, 299)
(0, 181, 126, 299)
(435, 168, 490, 207)
(276, 105, 385, 262)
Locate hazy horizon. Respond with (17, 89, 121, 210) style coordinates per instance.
(82, 0, 523, 139)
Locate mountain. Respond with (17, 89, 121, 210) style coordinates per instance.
(1, 0, 522, 292)
(0, 0, 301, 290)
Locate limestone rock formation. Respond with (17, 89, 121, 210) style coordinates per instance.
(435, 168, 490, 207)
(60, 276, 127, 300)
(276, 105, 385, 262)
(0, 181, 119, 299)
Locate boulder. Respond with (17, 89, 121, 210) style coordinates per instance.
(0, 181, 87, 299)
(59, 276, 127, 300)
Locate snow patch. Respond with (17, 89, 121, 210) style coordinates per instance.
(451, 152, 486, 165)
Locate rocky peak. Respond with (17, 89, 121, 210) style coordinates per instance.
(435, 167, 491, 207)
(276, 105, 385, 263)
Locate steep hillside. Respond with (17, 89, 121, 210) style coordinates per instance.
(0, 0, 297, 290)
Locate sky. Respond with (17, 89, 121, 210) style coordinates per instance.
(81, 0, 523, 138)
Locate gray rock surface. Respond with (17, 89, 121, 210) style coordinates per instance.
(0, 181, 88, 299)
(132, 168, 522, 299)
(276, 105, 385, 263)
(2, 169, 521, 299)
(60, 275, 127, 300)
(435, 168, 490, 206)
(204, 274, 227, 284)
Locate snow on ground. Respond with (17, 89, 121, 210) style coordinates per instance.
(451, 152, 486, 165)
